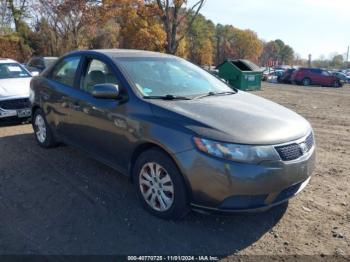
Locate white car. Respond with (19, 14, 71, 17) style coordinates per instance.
(0, 59, 33, 122)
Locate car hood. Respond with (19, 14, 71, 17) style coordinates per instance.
(0, 78, 31, 100)
(149, 91, 312, 145)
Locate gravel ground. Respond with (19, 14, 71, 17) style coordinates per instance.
(0, 83, 349, 257)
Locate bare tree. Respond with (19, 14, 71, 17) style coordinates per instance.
(150, 0, 205, 54)
(6, 0, 29, 32)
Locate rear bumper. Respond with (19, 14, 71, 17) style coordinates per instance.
(175, 145, 315, 212)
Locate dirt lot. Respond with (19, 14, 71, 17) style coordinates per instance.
(0, 83, 349, 257)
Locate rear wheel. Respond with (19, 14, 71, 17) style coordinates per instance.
(302, 78, 311, 86)
(32, 109, 57, 148)
(133, 148, 189, 220)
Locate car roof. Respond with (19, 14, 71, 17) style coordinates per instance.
(69, 49, 176, 59)
(0, 58, 19, 64)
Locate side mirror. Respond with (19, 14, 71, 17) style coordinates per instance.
(92, 83, 120, 99)
(31, 71, 40, 76)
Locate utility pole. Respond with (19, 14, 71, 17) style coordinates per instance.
(347, 45, 349, 62)
(308, 54, 312, 68)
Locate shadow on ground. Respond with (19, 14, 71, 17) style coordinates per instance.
(0, 132, 287, 255)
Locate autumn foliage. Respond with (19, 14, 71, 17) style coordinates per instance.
(0, 0, 294, 66)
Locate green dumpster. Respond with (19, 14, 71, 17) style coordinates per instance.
(217, 59, 262, 91)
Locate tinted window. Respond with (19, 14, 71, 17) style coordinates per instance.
(321, 70, 330, 76)
(51, 56, 81, 87)
(44, 58, 58, 68)
(0, 63, 31, 79)
(81, 59, 119, 93)
(32, 58, 41, 67)
(310, 69, 321, 74)
(27, 59, 34, 67)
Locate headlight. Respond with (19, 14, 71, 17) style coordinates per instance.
(193, 137, 280, 163)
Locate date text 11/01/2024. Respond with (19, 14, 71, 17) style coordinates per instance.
(127, 256, 220, 261)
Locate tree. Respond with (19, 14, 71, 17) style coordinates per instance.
(150, 0, 205, 54)
(6, 0, 29, 33)
(0, 0, 12, 34)
(119, 2, 166, 51)
(259, 39, 294, 66)
(331, 54, 344, 68)
(214, 24, 234, 64)
(35, 0, 98, 54)
(280, 45, 294, 64)
(230, 28, 263, 63)
(187, 13, 215, 65)
(260, 41, 280, 66)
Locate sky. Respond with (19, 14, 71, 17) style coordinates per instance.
(197, 0, 350, 60)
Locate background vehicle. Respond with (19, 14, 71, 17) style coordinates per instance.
(333, 71, 350, 84)
(262, 69, 274, 81)
(0, 59, 32, 122)
(30, 50, 315, 219)
(291, 68, 342, 87)
(278, 68, 296, 84)
(26, 56, 58, 73)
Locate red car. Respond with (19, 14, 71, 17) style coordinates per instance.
(291, 68, 342, 87)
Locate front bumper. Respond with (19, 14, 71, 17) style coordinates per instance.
(175, 145, 315, 212)
(0, 107, 31, 119)
(0, 108, 18, 118)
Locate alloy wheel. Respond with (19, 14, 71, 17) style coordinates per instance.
(139, 162, 175, 212)
(35, 114, 47, 143)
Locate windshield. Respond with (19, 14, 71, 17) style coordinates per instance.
(116, 57, 233, 97)
(0, 63, 31, 79)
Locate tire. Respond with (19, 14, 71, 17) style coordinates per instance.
(332, 80, 341, 88)
(32, 109, 58, 148)
(302, 78, 311, 86)
(132, 148, 189, 220)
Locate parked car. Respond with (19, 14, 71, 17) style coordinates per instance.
(333, 72, 350, 84)
(26, 56, 58, 73)
(30, 50, 315, 219)
(278, 68, 296, 84)
(262, 69, 274, 81)
(0, 59, 32, 122)
(291, 68, 342, 87)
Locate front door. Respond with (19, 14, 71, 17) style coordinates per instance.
(65, 57, 132, 173)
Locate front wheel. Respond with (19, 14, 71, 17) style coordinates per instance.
(32, 109, 57, 148)
(302, 78, 311, 86)
(133, 148, 189, 220)
(333, 80, 341, 88)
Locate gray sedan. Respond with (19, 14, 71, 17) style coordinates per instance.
(30, 49, 315, 219)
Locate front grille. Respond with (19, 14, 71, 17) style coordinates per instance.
(305, 133, 314, 151)
(0, 98, 30, 110)
(275, 143, 302, 161)
(275, 133, 314, 161)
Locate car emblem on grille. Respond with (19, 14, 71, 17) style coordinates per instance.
(299, 142, 308, 154)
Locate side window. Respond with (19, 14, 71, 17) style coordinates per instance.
(81, 59, 119, 93)
(321, 70, 330, 76)
(32, 59, 40, 67)
(51, 56, 81, 87)
(27, 59, 34, 67)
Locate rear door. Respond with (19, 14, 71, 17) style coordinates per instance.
(43, 55, 83, 139)
(310, 69, 322, 85)
(320, 70, 333, 86)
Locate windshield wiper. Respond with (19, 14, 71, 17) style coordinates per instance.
(143, 95, 192, 100)
(194, 91, 236, 100)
